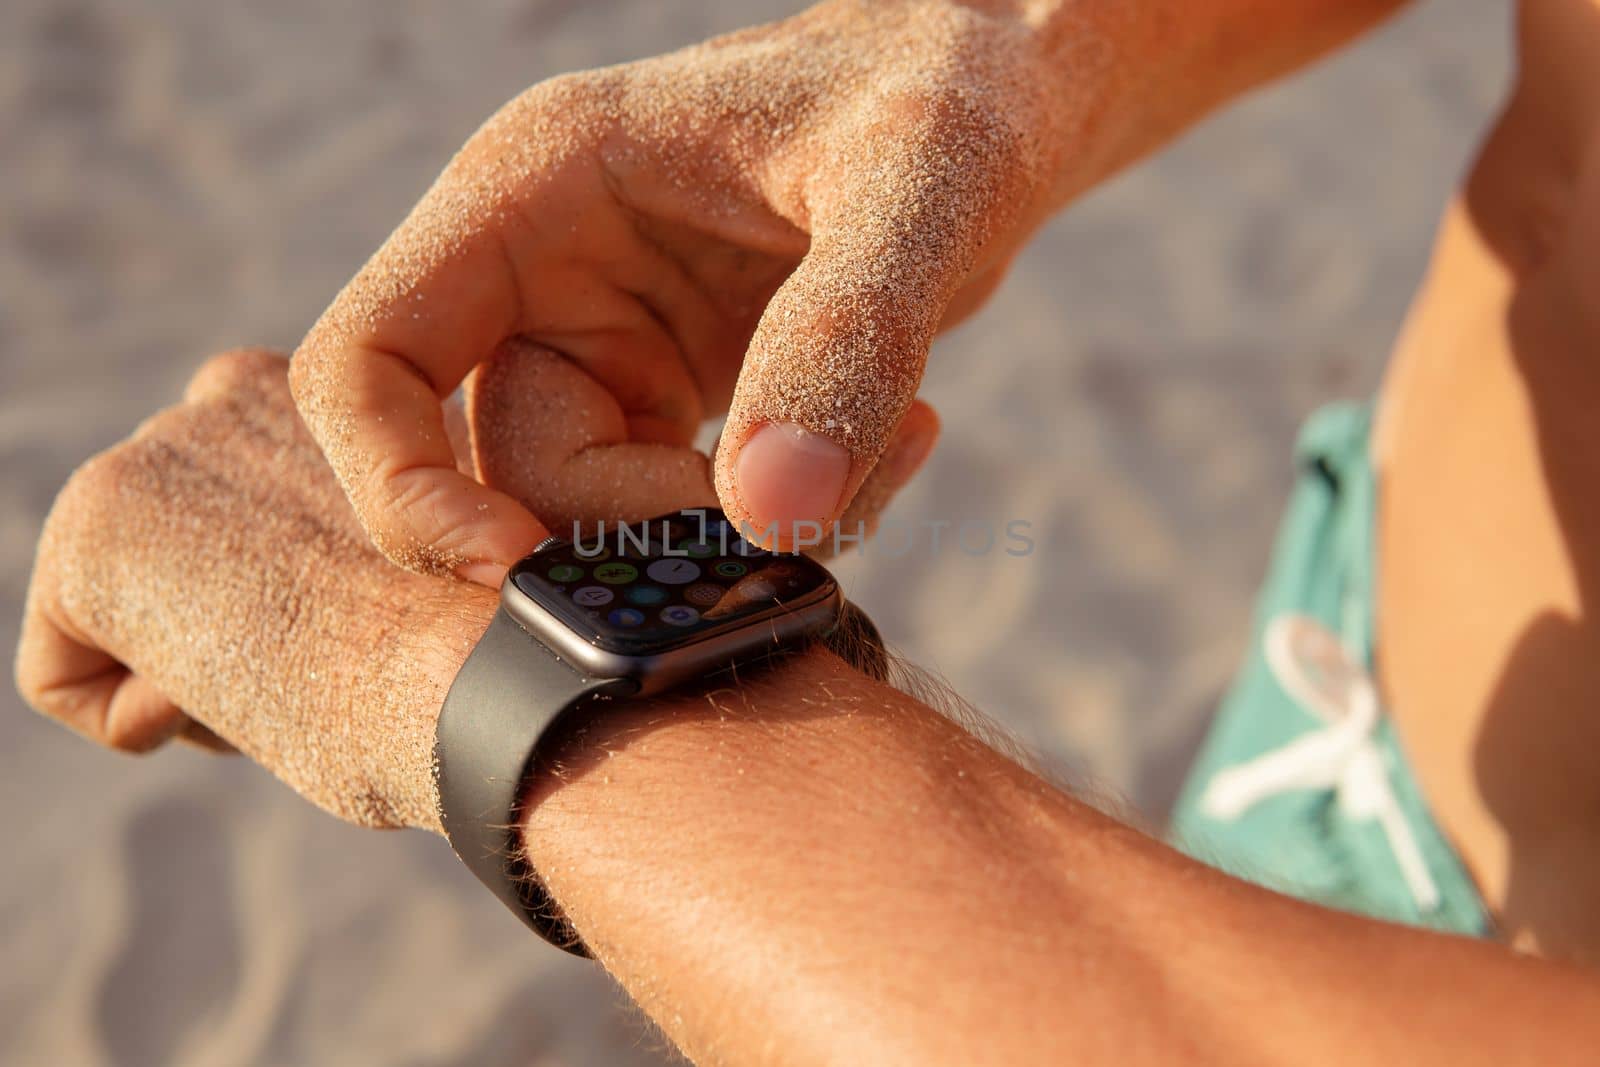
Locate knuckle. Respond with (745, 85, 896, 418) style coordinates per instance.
(462, 71, 615, 182)
(889, 81, 1032, 203)
(381, 468, 457, 533)
(126, 402, 200, 448)
(506, 70, 613, 129)
(359, 469, 464, 576)
(35, 454, 138, 595)
(50, 421, 199, 551)
(52, 446, 135, 527)
(185, 348, 288, 405)
(815, 91, 1034, 309)
(286, 344, 327, 407)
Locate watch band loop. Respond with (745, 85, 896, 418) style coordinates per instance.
(435, 607, 635, 957)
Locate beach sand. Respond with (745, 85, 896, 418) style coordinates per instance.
(0, 1, 1506, 1063)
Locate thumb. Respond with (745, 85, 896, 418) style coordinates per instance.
(713, 231, 939, 551)
(714, 92, 1024, 550)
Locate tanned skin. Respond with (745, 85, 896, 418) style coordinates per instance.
(16, 355, 1600, 1065)
(1376, 0, 1600, 961)
(17, 0, 1600, 1061)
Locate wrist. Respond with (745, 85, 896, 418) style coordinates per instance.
(413, 583, 499, 692)
(517, 639, 851, 816)
(506, 636, 1090, 1062)
(402, 581, 498, 832)
(513, 636, 864, 866)
(923, 0, 1407, 207)
(992, 0, 1243, 201)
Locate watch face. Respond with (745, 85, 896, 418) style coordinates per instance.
(507, 509, 839, 656)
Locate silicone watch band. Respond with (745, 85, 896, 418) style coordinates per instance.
(434, 607, 637, 957)
(436, 599, 886, 957)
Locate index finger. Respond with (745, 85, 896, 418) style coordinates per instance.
(289, 156, 548, 583)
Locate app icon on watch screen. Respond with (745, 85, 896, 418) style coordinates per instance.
(547, 563, 584, 583)
(660, 605, 700, 627)
(713, 560, 746, 578)
(593, 562, 639, 584)
(607, 607, 645, 627)
(684, 582, 723, 607)
(625, 585, 668, 606)
(646, 558, 699, 585)
(571, 586, 613, 607)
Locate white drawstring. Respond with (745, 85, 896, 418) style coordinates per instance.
(1198, 614, 1440, 913)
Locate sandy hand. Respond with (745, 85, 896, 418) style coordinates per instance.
(15, 351, 493, 832)
(290, 0, 1067, 574)
(457, 340, 939, 560)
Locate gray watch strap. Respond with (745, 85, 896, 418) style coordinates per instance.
(436, 597, 886, 958)
(434, 607, 637, 957)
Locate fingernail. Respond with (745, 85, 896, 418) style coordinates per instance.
(457, 560, 509, 589)
(735, 422, 851, 535)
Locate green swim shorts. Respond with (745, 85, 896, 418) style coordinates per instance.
(1170, 403, 1491, 937)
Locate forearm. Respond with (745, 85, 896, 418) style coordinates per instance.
(519, 644, 1600, 1065)
(521, 644, 1098, 1062)
(1036, 0, 1416, 96)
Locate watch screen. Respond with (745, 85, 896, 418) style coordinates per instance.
(508, 509, 838, 654)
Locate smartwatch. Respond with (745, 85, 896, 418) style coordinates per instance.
(433, 507, 883, 956)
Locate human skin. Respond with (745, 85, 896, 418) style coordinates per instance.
(288, 0, 1408, 575)
(457, 340, 941, 555)
(18, 0, 1600, 1056)
(18, 355, 1600, 1064)
(11, 348, 934, 825)
(1373, 0, 1600, 961)
(284, 0, 1600, 958)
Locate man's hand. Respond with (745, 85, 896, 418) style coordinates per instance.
(290, 0, 1066, 575)
(15, 360, 1600, 1067)
(455, 339, 940, 557)
(14, 350, 493, 830)
(290, 0, 1404, 579)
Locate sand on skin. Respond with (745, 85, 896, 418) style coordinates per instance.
(0, 1, 1504, 1063)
